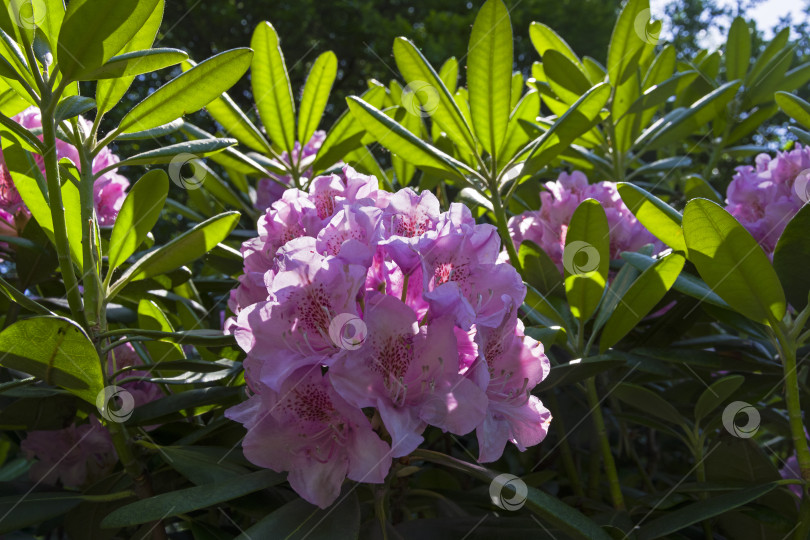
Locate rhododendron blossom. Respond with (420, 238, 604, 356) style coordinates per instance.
(725, 144, 810, 256)
(225, 165, 552, 507)
(507, 171, 660, 271)
(255, 130, 327, 210)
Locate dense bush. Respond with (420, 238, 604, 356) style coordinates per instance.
(1, 0, 810, 538)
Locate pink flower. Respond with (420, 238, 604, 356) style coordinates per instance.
(108, 343, 163, 408)
(725, 144, 810, 256)
(507, 171, 661, 272)
(331, 294, 488, 457)
(780, 454, 802, 499)
(225, 366, 392, 508)
(255, 130, 328, 210)
(20, 416, 117, 489)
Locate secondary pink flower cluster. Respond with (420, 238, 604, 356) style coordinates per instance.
(725, 144, 810, 256)
(20, 344, 161, 489)
(0, 107, 129, 247)
(507, 171, 660, 272)
(255, 130, 326, 210)
(226, 166, 552, 508)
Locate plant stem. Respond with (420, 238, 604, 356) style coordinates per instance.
(40, 97, 84, 324)
(585, 377, 625, 510)
(490, 181, 521, 273)
(78, 142, 102, 330)
(694, 441, 713, 540)
(547, 391, 585, 498)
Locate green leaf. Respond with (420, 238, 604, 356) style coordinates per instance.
(725, 17, 750, 82)
(127, 387, 242, 426)
(773, 203, 810, 310)
(536, 355, 626, 392)
(499, 89, 539, 166)
(109, 211, 240, 298)
(117, 48, 252, 134)
(393, 37, 477, 155)
(518, 240, 563, 297)
(298, 51, 338, 145)
(137, 299, 184, 362)
(159, 446, 250, 486)
(95, 0, 164, 115)
(599, 253, 685, 351)
(100, 470, 283, 528)
(101, 138, 237, 172)
(0, 317, 102, 405)
(57, 0, 161, 81)
(79, 48, 187, 80)
(614, 383, 687, 427)
(251, 21, 296, 155)
(684, 174, 723, 203)
(236, 492, 361, 540)
(438, 57, 459, 93)
(0, 493, 82, 534)
(564, 199, 609, 322)
(529, 22, 581, 66)
(467, 0, 513, 158)
(346, 97, 472, 180)
(543, 49, 592, 104)
(54, 96, 96, 123)
(0, 275, 53, 315)
(607, 0, 649, 85)
(617, 182, 685, 251)
(637, 483, 779, 540)
(115, 118, 184, 141)
(694, 375, 745, 421)
(683, 199, 786, 324)
(775, 91, 810, 129)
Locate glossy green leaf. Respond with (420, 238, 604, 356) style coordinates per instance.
(79, 48, 187, 80)
(346, 97, 471, 180)
(499, 90, 539, 165)
(57, 0, 160, 81)
(236, 492, 361, 540)
(564, 199, 609, 322)
(683, 198, 786, 324)
(0, 317, 102, 405)
(95, 0, 164, 115)
(118, 48, 252, 134)
(467, 0, 513, 158)
(393, 37, 477, 154)
(0, 493, 82, 535)
(101, 470, 283, 528)
(109, 211, 240, 298)
(725, 17, 750, 82)
(438, 56, 459, 93)
(600, 253, 685, 351)
(137, 299, 184, 363)
(617, 182, 684, 250)
(694, 374, 745, 421)
(298, 50, 338, 145)
(115, 118, 184, 141)
(543, 49, 591, 104)
(101, 138, 237, 173)
(614, 383, 686, 427)
(529, 22, 581, 66)
(775, 91, 810, 129)
(108, 170, 169, 272)
(607, 0, 649, 85)
(54, 96, 95, 123)
(0, 275, 52, 315)
(773, 203, 810, 310)
(251, 21, 296, 154)
(519, 240, 564, 297)
(536, 355, 626, 392)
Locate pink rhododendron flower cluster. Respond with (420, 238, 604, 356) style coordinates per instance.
(724, 144, 810, 256)
(20, 343, 161, 488)
(0, 107, 129, 244)
(255, 130, 327, 210)
(507, 171, 660, 272)
(225, 165, 552, 508)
